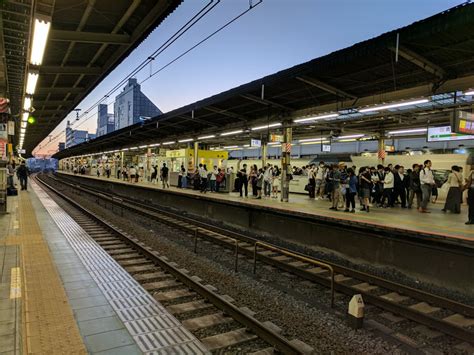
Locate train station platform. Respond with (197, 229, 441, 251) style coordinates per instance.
(57, 171, 474, 246)
(0, 179, 206, 354)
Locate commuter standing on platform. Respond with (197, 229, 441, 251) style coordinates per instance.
(408, 164, 422, 210)
(314, 161, 325, 200)
(238, 164, 248, 197)
(180, 165, 187, 188)
(210, 166, 218, 192)
(199, 164, 208, 193)
(307, 164, 316, 199)
(420, 160, 435, 213)
(359, 167, 372, 212)
(344, 168, 357, 213)
(160, 163, 169, 189)
(129, 165, 136, 183)
(329, 164, 341, 211)
(151, 165, 158, 184)
(250, 164, 258, 197)
(464, 169, 474, 224)
(263, 165, 273, 197)
(271, 167, 280, 198)
(394, 165, 407, 208)
(256, 168, 264, 199)
(17, 161, 28, 191)
(216, 168, 224, 192)
(105, 164, 111, 178)
(442, 165, 463, 214)
(6, 161, 14, 188)
(381, 166, 394, 207)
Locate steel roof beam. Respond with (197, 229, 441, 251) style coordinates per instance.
(50, 29, 131, 45)
(37, 87, 84, 94)
(389, 45, 446, 79)
(35, 100, 74, 106)
(295, 75, 357, 99)
(204, 106, 247, 121)
(240, 94, 292, 111)
(40, 66, 102, 75)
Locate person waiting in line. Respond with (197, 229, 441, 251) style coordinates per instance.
(344, 168, 358, 213)
(420, 160, 435, 213)
(193, 168, 201, 190)
(105, 164, 111, 178)
(381, 166, 394, 208)
(116, 167, 121, 180)
(151, 165, 158, 184)
(180, 165, 187, 189)
(210, 165, 218, 192)
(314, 161, 325, 200)
(17, 161, 29, 191)
(199, 164, 208, 193)
(6, 161, 15, 188)
(442, 165, 463, 214)
(238, 164, 248, 197)
(129, 165, 136, 183)
(249, 164, 258, 197)
(464, 169, 474, 224)
(408, 164, 422, 210)
(177, 164, 184, 188)
(359, 167, 372, 212)
(271, 167, 280, 198)
(256, 168, 264, 199)
(160, 163, 169, 189)
(393, 165, 407, 208)
(325, 165, 334, 202)
(216, 168, 225, 192)
(329, 164, 342, 211)
(263, 164, 273, 197)
(307, 164, 316, 199)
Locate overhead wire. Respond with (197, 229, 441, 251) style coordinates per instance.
(37, 0, 263, 154)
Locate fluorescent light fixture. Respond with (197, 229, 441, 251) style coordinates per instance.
(23, 97, 32, 111)
(130, 147, 138, 150)
(198, 134, 215, 140)
(162, 141, 175, 145)
(337, 139, 357, 143)
(337, 134, 365, 139)
(301, 140, 330, 145)
(178, 138, 193, 143)
(299, 137, 325, 143)
(21, 122, 27, 128)
(20, 128, 26, 134)
(26, 71, 39, 95)
(223, 145, 238, 149)
(138, 145, 148, 149)
(388, 128, 427, 135)
(463, 90, 474, 96)
(220, 129, 243, 136)
(251, 122, 282, 131)
(243, 144, 250, 147)
(30, 17, 51, 65)
(22, 112, 29, 122)
(268, 142, 280, 146)
(358, 98, 429, 113)
(149, 143, 160, 147)
(294, 113, 338, 123)
(122, 148, 129, 151)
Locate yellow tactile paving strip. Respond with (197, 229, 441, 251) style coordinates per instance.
(17, 192, 87, 354)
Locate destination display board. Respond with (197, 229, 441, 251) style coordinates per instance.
(427, 125, 474, 142)
(452, 110, 474, 135)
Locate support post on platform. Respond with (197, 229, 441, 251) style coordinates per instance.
(120, 151, 124, 173)
(193, 141, 199, 173)
(280, 125, 292, 202)
(261, 140, 267, 168)
(378, 136, 385, 165)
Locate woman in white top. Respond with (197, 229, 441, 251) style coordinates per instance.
(381, 166, 394, 207)
(442, 165, 463, 214)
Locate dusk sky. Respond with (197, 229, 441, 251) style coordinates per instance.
(34, 0, 462, 155)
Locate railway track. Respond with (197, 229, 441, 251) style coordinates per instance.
(45, 174, 474, 346)
(35, 175, 311, 354)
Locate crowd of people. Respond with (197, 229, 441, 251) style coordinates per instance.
(67, 158, 474, 225)
(302, 160, 474, 224)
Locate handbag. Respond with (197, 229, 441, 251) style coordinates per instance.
(304, 184, 310, 192)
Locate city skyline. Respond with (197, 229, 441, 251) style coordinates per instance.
(33, 0, 462, 156)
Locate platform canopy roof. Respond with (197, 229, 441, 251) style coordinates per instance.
(54, 2, 474, 159)
(0, 0, 183, 155)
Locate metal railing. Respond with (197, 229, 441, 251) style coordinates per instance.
(253, 241, 335, 308)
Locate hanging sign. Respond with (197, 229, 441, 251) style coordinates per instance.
(7, 121, 14, 135)
(251, 139, 261, 147)
(270, 134, 284, 142)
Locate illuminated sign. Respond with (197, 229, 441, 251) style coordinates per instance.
(251, 139, 261, 147)
(452, 111, 474, 135)
(427, 125, 474, 142)
(322, 144, 331, 152)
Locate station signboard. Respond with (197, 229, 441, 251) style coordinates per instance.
(322, 144, 331, 152)
(250, 139, 261, 147)
(270, 134, 283, 142)
(427, 125, 474, 142)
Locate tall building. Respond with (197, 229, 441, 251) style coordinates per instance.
(96, 104, 115, 137)
(114, 78, 162, 130)
(65, 121, 96, 148)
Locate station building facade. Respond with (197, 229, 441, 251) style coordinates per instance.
(113, 78, 162, 131)
(96, 104, 115, 137)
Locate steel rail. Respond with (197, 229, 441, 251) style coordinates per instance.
(36, 175, 304, 355)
